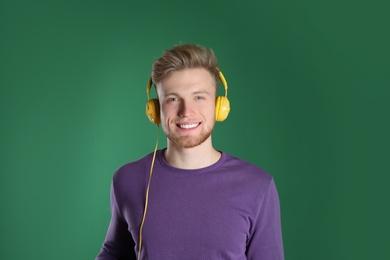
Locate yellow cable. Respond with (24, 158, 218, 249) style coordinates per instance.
(138, 125, 160, 260)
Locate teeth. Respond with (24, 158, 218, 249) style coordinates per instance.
(179, 123, 198, 129)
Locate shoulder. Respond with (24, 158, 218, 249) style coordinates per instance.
(222, 152, 273, 183)
(219, 152, 279, 215)
(111, 151, 155, 189)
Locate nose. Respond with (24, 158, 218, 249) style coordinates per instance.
(178, 100, 193, 117)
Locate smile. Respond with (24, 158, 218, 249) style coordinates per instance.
(178, 123, 200, 129)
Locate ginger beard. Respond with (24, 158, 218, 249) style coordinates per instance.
(162, 120, 215, 149)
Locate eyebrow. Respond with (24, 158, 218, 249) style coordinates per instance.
(164, 90, 212, 97)
(192, 90, 211, 95)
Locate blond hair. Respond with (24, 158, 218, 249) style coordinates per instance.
(151, 43, 219, 87)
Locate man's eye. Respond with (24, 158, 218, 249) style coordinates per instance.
(196, 96, 205, 100)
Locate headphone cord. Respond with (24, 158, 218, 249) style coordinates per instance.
(138, 125, 160, 260)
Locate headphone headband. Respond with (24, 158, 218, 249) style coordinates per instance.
(146, 77, 153, 100)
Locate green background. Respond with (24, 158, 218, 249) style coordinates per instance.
(1, 0, 389, 259)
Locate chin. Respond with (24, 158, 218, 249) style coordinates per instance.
(168, 130, 213, 149)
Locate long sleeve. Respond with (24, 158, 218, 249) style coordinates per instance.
(96, 182, 137, 260)
(246, 178, 284, 260)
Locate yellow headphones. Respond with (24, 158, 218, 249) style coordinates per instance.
(146, 69, 230, 124)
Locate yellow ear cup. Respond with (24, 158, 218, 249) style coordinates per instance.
(146, 77, 161, 125)
(146, 99, 160, 125)
(215, 96, 230, 122)
(215, 70, 230, 122)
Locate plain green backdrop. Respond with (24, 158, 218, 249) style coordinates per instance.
(1, 0, 389, 259)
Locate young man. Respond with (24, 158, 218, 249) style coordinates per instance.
(96, 44, 284, 259)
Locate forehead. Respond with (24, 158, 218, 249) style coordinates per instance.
(156, 68, 216, 95)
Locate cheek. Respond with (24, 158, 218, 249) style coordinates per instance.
(160, 105, 174, 122)
(200, 108, 216, 123)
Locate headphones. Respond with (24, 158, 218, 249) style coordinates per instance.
(146, 69, 230, 124)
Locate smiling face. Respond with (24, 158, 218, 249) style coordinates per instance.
(156, 68, 217, 149)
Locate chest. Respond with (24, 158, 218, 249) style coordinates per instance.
(136, 173, 256, 258)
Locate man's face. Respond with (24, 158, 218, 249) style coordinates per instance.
(156, 68, 217, 149)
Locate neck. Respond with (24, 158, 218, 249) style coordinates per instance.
(164, 138, 221, 169)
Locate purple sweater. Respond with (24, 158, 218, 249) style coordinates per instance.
(97, 150, 284, 259)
